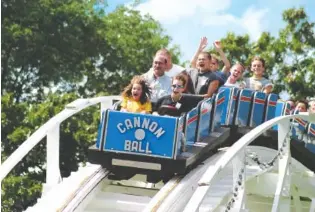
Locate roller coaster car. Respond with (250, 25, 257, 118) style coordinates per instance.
(88, 94, 230, 183)
(88, 86, 315, 182)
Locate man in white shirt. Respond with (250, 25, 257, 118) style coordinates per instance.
(142, 55, 172, 102)
(155, 48, 185, 78)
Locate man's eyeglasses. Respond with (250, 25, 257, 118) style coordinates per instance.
(171, 84, 184, 89)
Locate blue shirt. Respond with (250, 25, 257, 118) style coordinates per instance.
(215, 70, 229, 86)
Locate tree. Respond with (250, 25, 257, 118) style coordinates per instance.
(1, 0, 107, 102)
(82, 6, 180, 96)
(1, 2, 179, 210)
(1, 92, 101, 211)
(272, 8, 315, 99)
(2, 0, 180, 102)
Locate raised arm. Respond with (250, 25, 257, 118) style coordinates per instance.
(191, 37, 208, 68)
(213, 40, 231, 75)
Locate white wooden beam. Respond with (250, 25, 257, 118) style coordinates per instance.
(232, 150, 246, 211)
(310, 198, 315, 212)
(271, 155, 290, 212)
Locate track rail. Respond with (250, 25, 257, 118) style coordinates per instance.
(25, 148, 230, 212)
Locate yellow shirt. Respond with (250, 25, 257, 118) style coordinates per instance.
(121, 97, 152, 113)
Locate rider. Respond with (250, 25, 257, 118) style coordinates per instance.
(191, 37, 231, 86)
(120, 75, 152, 114)
(187, 52, 219, 98)
(224, 63, 245, 88)
(142, 55, 172, 103)
(245, 56, 272, 93)
(154, 73, 203, 116)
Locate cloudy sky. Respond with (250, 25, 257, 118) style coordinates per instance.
(104, 0, 315, 62)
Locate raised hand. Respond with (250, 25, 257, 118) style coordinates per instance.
(213, 40, 222, 51)
(198, 37, 208, 51)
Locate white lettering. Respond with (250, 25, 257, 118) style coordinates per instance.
(124, 140, 152, 154)
(117, 123, 126, 133)
(142, 118, 150, 129)
(124, 140, 131, 151)
(138, 141, 145, 153)
(118, 117, 165, 139)
(125, 119, 133, 130)
(154, 127, 165, 138)
(134, 117, 140, 128)
(131, 141, 138, 151)
(146, 142, 152, 154)
(149, 122, 158, 132)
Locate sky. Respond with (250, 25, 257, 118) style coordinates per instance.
(104, 0, 315, 62)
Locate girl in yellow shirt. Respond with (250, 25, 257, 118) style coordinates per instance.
(121, 75, 152, 114)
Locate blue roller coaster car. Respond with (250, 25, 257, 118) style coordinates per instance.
(88, 87, 315, 182)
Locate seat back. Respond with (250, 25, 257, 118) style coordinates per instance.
(96, 110, 108, 150)
(291, 110, 308, 139)
(272, 100, 291, 130)
(211, 91, 226, 132)
(306, 123, 315, 154)
(185, 107, 199, 143)
(308, 123, 315, 137)
(234, 89, 254, 127)
(196, 98, 213, 141)
(227, 87, 239, 125)
(174, 115, 185, 157)
(264, 93, 278, 121)
(218, 86, 235, 125)
(249, 91, 267, 127)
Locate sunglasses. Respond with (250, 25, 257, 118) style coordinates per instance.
(171, 84, 184, 89)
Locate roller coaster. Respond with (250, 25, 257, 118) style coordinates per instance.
(1, 87, 315, 211)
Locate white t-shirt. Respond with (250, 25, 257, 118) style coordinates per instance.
(224, 80, 245, 88)
(164, 64, 185, 78)
(224, 81, 240, 88)
(244, 77, 271, 90)
(142, 71, 172, 102)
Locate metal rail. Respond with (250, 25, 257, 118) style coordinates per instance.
(183, 112, 314, 212)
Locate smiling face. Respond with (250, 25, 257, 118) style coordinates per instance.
(131, 83, 143, 101)
(197, 53, 211, 72)
(230, 64, 244, 81)
(296, 102, 307, 112)
(152, 55, 167, 77)
(251, 59, 265, 78)
(171, 79, 185, 97)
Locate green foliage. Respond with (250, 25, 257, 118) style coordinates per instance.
(1, 92, 101, 210)
(1, 3, 315, 211)
(2, 1, 178, 101)
(2, 1, 179, 209)
(84, 6, 176, 96)
(219, 33, 252, 66)
(1, 0, 106, 101)
(1, 175, 42, 212)
(272, 8, 315, 99)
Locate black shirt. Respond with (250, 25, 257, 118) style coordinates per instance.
(187, 68, 219, 95)
(154, 94, 204, 116)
